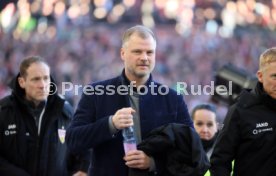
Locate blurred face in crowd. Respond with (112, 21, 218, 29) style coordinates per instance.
(257, 61, 276, 99)
(18, 62, 50, 106)
(121, 33, 156, 85)
(193, 109, 218, 141)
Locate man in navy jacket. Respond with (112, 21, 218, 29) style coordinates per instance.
(66, 25, 193, 176)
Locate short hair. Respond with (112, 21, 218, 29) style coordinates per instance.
(20, 56, 49, 78)
(122, 25, 156, 48)
(259, 47, 276, 71)
(191, 103, 217, 120)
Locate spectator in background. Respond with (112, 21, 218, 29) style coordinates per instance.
(65, 25, 194, 176)
(0, 56, 89, 176)
(211, 47, 276, 176)
(191, 103, 218, 161)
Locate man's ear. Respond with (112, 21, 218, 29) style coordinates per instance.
(18, 77, 25, 89)
(257, 70, 263, 83)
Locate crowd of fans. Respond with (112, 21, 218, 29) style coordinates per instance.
(1, 23, 276, 121)
(1, 0, 276, 121)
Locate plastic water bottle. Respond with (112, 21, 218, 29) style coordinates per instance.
(122, 126, 137, 154)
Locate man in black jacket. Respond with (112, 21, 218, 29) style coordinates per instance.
(210, 47, 276, 176)
(0, 56, 89, 176)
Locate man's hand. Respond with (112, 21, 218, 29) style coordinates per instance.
(123, 150, 150, 170)
(72, 171, 87, 176)
(112, 107, 135, 130)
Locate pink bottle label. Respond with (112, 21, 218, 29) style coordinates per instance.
(123, 143, 137, 154)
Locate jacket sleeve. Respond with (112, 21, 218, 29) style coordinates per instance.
(61, 100, 90, 174)
(176, 94, 194, 128)
(66, 92, 114, 154)
(0, 158, 30, 176)
(210, 105, 240, 176)
(66, 149, 90, 174)
(0, 101, 30, 176)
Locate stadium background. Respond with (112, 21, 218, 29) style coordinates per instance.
(1, 0, 276, 122)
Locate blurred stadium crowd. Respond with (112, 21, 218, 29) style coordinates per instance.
(1, 0, 276, 121)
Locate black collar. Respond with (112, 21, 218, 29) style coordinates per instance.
(120, 69, 153, 94)
(254, 82, 276, 110)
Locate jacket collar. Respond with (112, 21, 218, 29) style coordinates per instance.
(238, 82, 276, 111)
(119, 69, 154, 95)
(119, 69, 153, 87)
(254, 82, 276, 110)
